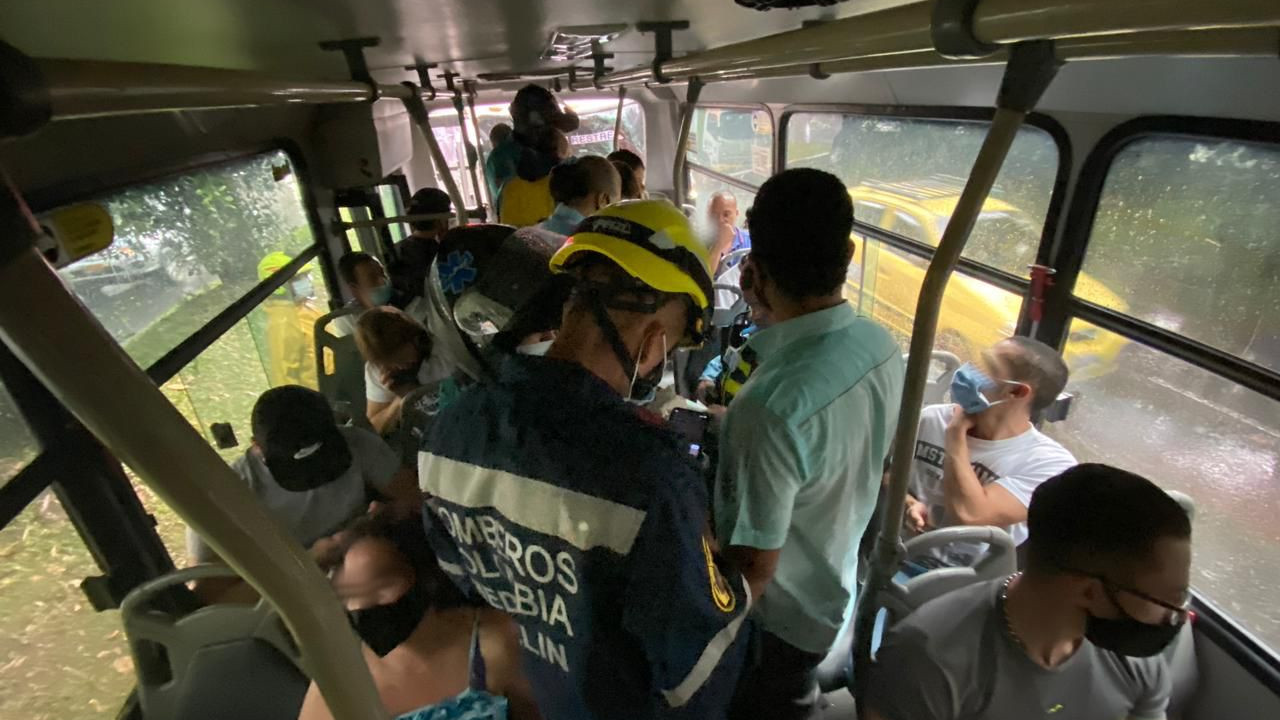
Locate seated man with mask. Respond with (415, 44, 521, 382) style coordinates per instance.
(419, 200, 751, 720)
(333, 251, 394, 336)
(903, 337, 1076, 569)
(866, 463, 1190, 720)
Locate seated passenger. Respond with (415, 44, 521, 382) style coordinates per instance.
(612, 159, 641, 201)
(903, 337, 1076, 568)
(355, 307, 453, 434)
(333, 252, 392, 336)
(607, 148, 646, 198)
(695, 300, 772, 406)
(536, 156, 621, 236)
(186, 385, 419, 566)
(498, 85, 578, 227)
(391, 188, 452, 301)
(707, 191, 750, 273)
(419, 200, 751, 719)
(866, 463, 1191, 720)
(298, 513, 539, 720)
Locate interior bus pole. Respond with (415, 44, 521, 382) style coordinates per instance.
(851, 40, 1061, 701)
(0, 180, 389, 720)
(671, 77, 703, 207)
(464, 85, 493, 213)
(451, 86, 488, 217)
(402, 85, 470, 228)
(612, 86, 627, 151)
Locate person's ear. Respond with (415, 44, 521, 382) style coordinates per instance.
(636, 321, 668, 371)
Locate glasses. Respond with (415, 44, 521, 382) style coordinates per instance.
(1063, 567, 1192, 621)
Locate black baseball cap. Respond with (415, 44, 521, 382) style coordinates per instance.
(252, 386, 353, 493)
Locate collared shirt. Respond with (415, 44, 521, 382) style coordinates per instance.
(537, 203, 585, 236)
(715, 302, 904, 653)
(420, 355, 751, 720)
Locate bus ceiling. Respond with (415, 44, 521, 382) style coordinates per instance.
(0, 0, 1278, 135)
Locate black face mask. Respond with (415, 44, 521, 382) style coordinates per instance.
(1085, 592, 1184, 657)
(347, 584, 429, 657)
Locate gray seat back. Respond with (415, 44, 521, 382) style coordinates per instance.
(920, 350, 962, 406)
(121, 565, 309, 720)
(314, 306, 367, 412)
(816, 526, 1016, 693)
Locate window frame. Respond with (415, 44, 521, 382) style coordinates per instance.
(0, 143, 329, 611)
(1037, 116, 1280, 406)
(777, 104, 1072, 317)
(1041, 115, 1280, 679)
(686, 102, 777, 198)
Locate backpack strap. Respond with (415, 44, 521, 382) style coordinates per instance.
(468, 611, 488, 692)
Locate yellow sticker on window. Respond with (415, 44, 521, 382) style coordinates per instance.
(40, 203, 114, 266)
(702, 536, 736, 613)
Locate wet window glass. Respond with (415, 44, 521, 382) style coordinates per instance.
(688, 107, 773, 187)
(1044, 320, 1280, 651)
(0, 380, 38, 490)
(1081, 136, 1280, 372)
(0, 495, 135, 718)
(785, 112, 1058, 278)
(52, 151, 314, 371)
(848, 233, 1029, 366)
(432, 98, 647, 207)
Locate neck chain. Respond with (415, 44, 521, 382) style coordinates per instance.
(1000, 572, 1026, 651)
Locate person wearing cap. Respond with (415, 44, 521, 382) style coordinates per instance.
(496, 84, 580, 227)
(713, 169, 905, 720)
(419, 199, 751, 720)
(391, 187, 453, 302)
(185, 385, 420, 597)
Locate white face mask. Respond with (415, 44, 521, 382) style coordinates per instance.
(515, 339, 554, 357)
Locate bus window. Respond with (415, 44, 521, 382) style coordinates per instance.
(847, 236, 1022, 364)
(785, 111, 1059, 278)
(0, 385, 134, 717)
(0, 382, 37, 487)
(1082, 137, 1280, 373)
(378, 183, 407, 243)
(53, 151, 314, 371)
(1044, 322, 1280, 651)
(431, 97, 648, 204)
(688, 107, 773, 187)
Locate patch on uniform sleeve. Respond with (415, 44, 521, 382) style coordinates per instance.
(701, 536, 737, 613)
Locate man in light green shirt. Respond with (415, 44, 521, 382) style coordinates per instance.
(715, 168, 904, 720)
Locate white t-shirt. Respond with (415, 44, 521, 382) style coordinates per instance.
(187, 426, 399, 562)
(908, 403, 1076, 562)
(364, 351, 455, 403)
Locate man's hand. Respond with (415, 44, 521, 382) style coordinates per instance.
(904, 496, 930, 534)
(945, 404, 976, 444)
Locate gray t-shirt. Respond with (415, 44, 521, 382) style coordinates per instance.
(868, 579, 1170, 720)
(188, 426, 399, 563)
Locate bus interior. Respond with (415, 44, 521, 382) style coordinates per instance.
(0, 1, 1278, 719)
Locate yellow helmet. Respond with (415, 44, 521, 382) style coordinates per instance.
(549, 199, 714, 346)
(258, 251, 316, 298)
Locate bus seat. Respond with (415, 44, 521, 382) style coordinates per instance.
(121, 565, 308, 720)
(816, 526, 1016, 693)
(920, 350, 961, 406)
(314, 306, 367, 410)
(711, 281, 746, 328)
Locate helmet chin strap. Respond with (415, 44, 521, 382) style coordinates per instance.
(584, 285, 642, 387)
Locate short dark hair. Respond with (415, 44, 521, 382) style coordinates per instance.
(408, 188, 452, 232)
(746, 168, 854, 299)
(548, 156, 619, 204)
(607, 148, 644, 172)
(1026, 464, 1191, 577)
(338, 251, 379, 286)
(1001, 336, 1070, 413)
(489, 122, 512, 148)
(613, 160, 641, 200)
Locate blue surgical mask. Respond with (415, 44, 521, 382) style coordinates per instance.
(950, 362, 1010, 415)
(369, 284, 394, 306)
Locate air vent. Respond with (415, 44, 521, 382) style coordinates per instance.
(542, 24, 628, 61)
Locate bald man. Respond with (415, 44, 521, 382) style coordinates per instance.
(709, 192, 751, 274)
